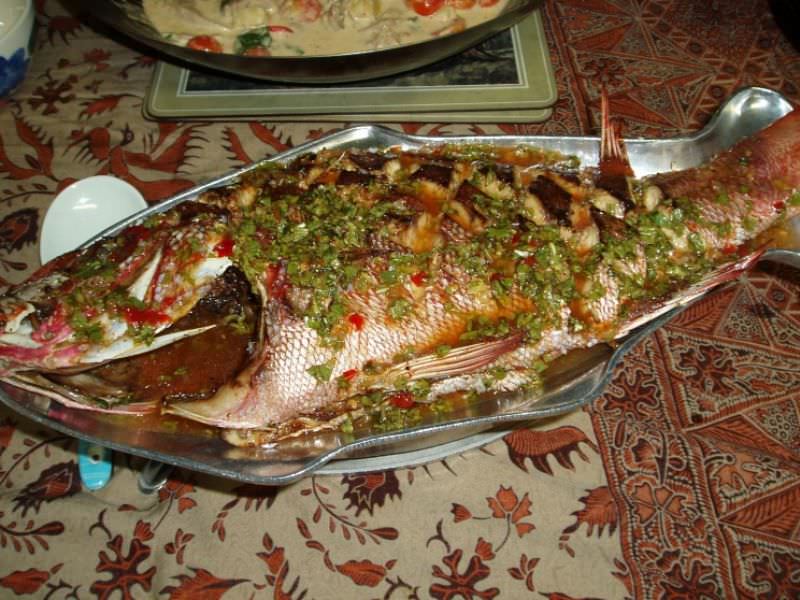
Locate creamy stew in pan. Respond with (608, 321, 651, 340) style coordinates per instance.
(143, 0, 506, 57)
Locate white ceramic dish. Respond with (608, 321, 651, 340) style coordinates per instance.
(0, 0, 34, 97)
(40, 175, 147, 264)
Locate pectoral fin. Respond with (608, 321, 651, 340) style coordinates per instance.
(2, 373, 158, 415)
(379, 332, 525, 384)
(616, 249, 764, 338)
(83, 325, 217, 364)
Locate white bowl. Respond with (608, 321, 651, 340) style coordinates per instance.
(40, 176, 148, 264)
(0, 0, 34, 97)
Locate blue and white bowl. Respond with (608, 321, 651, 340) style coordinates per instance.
(0, 0, 34, 98)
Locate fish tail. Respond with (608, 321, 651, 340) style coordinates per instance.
(650, 108, 800, 248)
(727, 108, 800, 215)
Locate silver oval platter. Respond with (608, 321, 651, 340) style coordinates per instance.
(1, 87, 798, 485)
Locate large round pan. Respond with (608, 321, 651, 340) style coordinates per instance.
(88, 0, 543, 84)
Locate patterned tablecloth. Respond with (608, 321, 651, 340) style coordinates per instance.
(1, 1, 799, 598)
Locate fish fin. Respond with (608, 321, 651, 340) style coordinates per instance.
(2, 374, 158, 415)
(382, 332, 524, 383)
(81, 325, 217, 365)
(164, 358, 264, 428)
(127, 246, 163, 302)
(616, 249, 764, 338)
(599, 88, 634, 178)
(166, 304, 273, 430)
(166, 396, 264, 429)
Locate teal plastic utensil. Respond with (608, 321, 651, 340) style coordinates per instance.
(77, 440, 113, 491)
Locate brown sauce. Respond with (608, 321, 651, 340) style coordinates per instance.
(52, 268, 259, 406)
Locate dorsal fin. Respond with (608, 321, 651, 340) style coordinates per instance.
(599, 89, 634, 178)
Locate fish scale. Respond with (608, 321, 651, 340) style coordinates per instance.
(167, 252, 567, 428)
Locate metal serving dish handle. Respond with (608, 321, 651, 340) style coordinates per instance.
(1, 87, 797, 485)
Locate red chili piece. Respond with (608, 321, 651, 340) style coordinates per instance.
(268, 25, 294, 32)
(123, 307, 170, 327)
(721, 244, 738, 255)
(342, 369, 359, 381)
(348, 313, 366, 331)
(265, 264, 287, 300)
(214, 237, 235, 257)
(774, 200, 786, 211)
(387, 391, 415, 409)
(410, 271, 427, 286)
(124, 225, 151, 242)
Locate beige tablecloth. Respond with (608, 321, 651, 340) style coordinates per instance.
(1, 1, 799, 597)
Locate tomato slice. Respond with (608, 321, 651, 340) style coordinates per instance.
(410, 0, 445, 16)
(293, 0, 322, 22)
(186, 35, 223, 53)
(242, 46, 271, 57)
(447, 0, 476, 8)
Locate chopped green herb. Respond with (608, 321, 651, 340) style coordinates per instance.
(388, 298, 413, 321)
(234, 27, 271, 54)
(307, 362, 334, 383)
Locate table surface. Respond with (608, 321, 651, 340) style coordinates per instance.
(1, 1, 799, 598)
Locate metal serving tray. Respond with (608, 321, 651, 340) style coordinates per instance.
(1, 87, 798, 485)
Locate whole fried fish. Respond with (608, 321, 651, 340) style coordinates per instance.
(1, 106, 799, 444)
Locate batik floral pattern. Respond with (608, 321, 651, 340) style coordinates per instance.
(1, 0, 799, 597)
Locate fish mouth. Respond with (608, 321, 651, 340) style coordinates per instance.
(9, 267, 262, 412)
